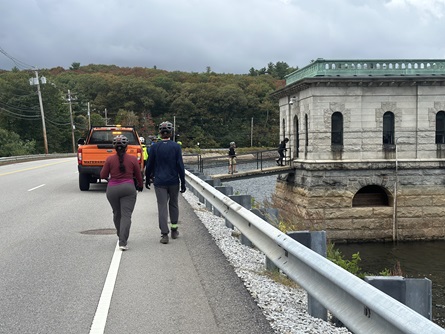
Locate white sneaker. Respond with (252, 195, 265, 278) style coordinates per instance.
(119, 245, 128, 251)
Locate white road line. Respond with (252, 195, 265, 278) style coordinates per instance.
(28, 184, 46, 192)
(89, 241, 123, 334)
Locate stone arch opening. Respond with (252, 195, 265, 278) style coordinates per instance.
(352, 185, 391, 207)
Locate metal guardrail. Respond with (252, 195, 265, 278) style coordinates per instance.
(0, 153, 77, 165)
(184, 170, 445, 334)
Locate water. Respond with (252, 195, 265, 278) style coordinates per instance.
(199, 163, 445, 328)
(336, 241, 445, 328)
(199, 160, 279, 204)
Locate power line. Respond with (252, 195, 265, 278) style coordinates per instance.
(0, 81, 39, 96)
(0, 106, 41, 119)
(0, 46, 35, 70)
(0, 101, 40, 113)
(46, 118, 71, 126)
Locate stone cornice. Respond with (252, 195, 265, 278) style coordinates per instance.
(271, 76, 445, 99)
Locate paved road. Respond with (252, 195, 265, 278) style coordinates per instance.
(0, 158, 274, 334)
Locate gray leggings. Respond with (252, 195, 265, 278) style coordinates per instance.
(106, 182, 137, 246)
(154, 184, 179, 235)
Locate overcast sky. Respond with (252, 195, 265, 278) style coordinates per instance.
(1, 0, 445, 74)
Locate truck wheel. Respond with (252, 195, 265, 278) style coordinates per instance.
(79, 173, 90, 191)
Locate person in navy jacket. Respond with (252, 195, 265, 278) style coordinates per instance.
(145, 121, 186, 244)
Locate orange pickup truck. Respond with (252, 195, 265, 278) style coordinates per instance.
(77, 125, 144, 191)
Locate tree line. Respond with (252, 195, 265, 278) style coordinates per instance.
(0, 61, 295, 156)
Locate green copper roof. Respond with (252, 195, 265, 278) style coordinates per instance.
(285, 58, 445, 86)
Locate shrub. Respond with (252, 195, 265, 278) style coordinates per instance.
(0, 128, 36, 157)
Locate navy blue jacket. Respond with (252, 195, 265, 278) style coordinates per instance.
(145, 139, 185, 186)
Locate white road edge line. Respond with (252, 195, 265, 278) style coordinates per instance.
(28, 184, 45, 192)
(89, 241, 122, 334)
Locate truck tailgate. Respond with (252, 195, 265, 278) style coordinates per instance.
(81, 146, 114, 166)
(80, 146, 142, 166)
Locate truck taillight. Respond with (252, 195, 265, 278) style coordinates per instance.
(77, 147, 82, 164)
(137, 147, 142, 162)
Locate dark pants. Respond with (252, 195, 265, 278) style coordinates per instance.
(278, 150, 285, 165)
(106, 182, 137, 246)
(154, 184, 180, 235)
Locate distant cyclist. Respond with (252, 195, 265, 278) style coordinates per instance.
(228, 141, 237, 174)
(140, 136, 148, 167)
(277, 138, 289, 166)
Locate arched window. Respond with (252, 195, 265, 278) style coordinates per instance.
(352, 185, 390, 207)
(331, 112, 343, 145)
(294, 115, 299, 158)
(436, 111, 445, 144)
(383, 111, 395, 144)
(282, 118, 286, 140)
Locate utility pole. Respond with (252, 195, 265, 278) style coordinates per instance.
(87, 102, 91, 129)
(251, 117, 254, 147)
(29, 71, 48, 154)
(173, 115, 176, 141)
(67, 90, 76, 153)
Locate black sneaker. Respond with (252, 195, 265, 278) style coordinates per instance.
(160, 234, 169, 244)
(171, 229, 179, 239)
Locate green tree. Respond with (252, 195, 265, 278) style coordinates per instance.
(1, 63, 285, 152)
(70, 62, 81, 70)
(0, 128, 36, 156)
(115, 109, 139, 126)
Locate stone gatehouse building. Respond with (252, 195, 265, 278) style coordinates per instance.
(271, 58, 445, 242)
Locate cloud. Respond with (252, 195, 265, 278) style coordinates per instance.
(385, 0, 445, 19)
(1, 0, 445, 73)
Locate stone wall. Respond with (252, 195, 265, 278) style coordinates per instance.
(280, 84, 445, 161)
(274, 165, 445, 242)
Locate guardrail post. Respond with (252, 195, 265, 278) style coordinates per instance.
(213, 186, 233, 217)
(228, 195, 252, 247)
(204, 179, 221, 211)
(287, 231, 328, 321)
(190, 172, 204, 197)
(251, 208, 280, 271)
(364, 276, 432, 319)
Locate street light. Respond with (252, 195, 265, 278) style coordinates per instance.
(29, 71, 48, 154)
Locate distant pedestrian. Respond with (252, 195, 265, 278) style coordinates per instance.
(277, 138, 289, 166)
(140, 136, 148, 180)
(228, 141, 237, 174)
(140, 136, 148, 167)
(100, 135, 144, 251)
(145, 121, 186, 244)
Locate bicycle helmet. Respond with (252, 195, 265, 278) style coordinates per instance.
(139, 136, 145, 144)
(159, 121, 173, 134)
(113, 135, 129, 148)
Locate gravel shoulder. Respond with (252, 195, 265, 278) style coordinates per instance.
(181, 191, 351, 334)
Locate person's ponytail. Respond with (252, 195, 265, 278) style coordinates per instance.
(116, 146, 126, 172)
